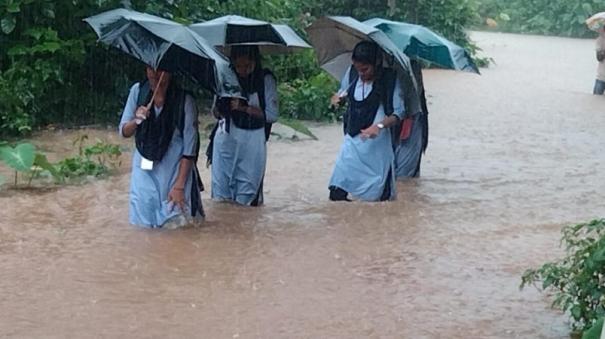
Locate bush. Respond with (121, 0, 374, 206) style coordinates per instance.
(521, 219, 605, 333)
(279, 72, 342, 121)
(477, 0, 605, 38)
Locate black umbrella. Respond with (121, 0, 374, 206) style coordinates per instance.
(84, 8, 242, 97)
(189, 15, 311, 55)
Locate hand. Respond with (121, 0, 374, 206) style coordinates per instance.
(168, 186, 186, 213)
(134, 106, 150, 125)
(360, 124, 380, 140)
(330, 93, 344, 108)
(230, 98, 247, 112)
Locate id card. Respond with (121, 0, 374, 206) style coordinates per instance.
(141, 157, 154, 170)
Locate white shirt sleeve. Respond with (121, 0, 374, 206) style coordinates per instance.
(263, 74, 279, 123)
(118, 83, 140, 137)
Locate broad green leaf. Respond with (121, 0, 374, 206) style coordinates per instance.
(1, 16, 16, 34)
(0, 143, 35, 172)
(582, 318, 603, 339)
(33, 153, 59, 178)
(7, 2, 20, 13)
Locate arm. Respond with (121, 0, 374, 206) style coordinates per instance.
(263, 74, 279, 123)
(331, 67, 351, 107)
(168, 95, 198, 211)
(360, 77, 404, 139)
(122, 107, 149, 138)
(119, 83, 140, 138)
(120, 83, 151, 138)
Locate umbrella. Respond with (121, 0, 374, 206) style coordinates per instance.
(189, 15, 311, 54)
(586, 12, 605, 32)
(84, 8, 242, 97)
(364, 18, 479, 74)
(306, 16, 421, 116)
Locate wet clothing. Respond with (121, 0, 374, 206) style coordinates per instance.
(395, 60, 427, 179)
(594, 79, 605, 95)
(596, 34, 605, 82)
(329, 67, 404, 201)
(119, 82, 204, 228)
(211, 73, 278, 206)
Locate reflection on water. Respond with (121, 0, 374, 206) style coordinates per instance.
(2, 32, 605, 338)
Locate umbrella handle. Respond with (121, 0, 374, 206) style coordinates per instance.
(146, 71, 166, 111)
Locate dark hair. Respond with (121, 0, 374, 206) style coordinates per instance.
(352, 41, 382, 66)
(230, 45, 260, 63)
(230, 45, 264, 95)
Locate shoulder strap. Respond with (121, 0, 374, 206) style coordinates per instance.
(381, 68, 396, 116)
(137, 80, 151, 107)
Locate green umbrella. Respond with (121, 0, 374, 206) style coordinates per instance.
(306, 16, 422, 117)
(190, 15, 311, 55)
(84, 8, 242, 97)
(364, 18, 480, 74)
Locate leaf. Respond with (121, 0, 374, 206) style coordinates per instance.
(1, 16, 16, 34)
(582, 318, 604, 339)
(7, 2, 20, 13)
(42, 8, 55, 19)
(571, 305, 583, 320)
(277, 118, 318, 140)
(33, 153, 59, 178)
(31, 42, 61, 53)
(0, 143, 35, 172)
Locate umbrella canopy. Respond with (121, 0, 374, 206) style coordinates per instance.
(84, 8, 242, 97)
(364, 18, 479, 74)
(586, 12, 605, 32)
(306, 16, 421, 116)
(189, 15, 311, 54)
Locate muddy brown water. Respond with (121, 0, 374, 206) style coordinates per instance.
(2, 31, 605, 338)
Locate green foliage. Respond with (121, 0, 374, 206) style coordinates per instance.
(0, 142, 35, 172)
(477, 0, 605, 37)
(33, 152, 58, 178)
(0, 136, 121, 186)
(278, 72, 342, 121)
(583, 318, 604, 339)
(521, 219, 605, 332)
(55, 135, 121, 179)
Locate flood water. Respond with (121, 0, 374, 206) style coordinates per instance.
(2, 31, 605, 338)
